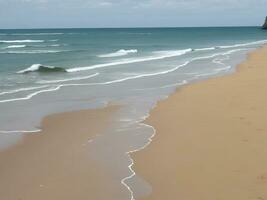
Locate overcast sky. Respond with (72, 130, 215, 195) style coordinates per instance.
(0, 0, 266, 29)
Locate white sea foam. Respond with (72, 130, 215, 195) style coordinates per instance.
(1, 62, 190, 103)
(0, 40, 44, 43)
(17, 64, 66, 74)
(11, 33, 63, 36)
(218, 39, 267, 49)
(0, 86, 61, 103)
(119, 32, 152, 35)
(121, 120, 156, 200)
(0, 85, 49, 96)
(67, 48, 192, 72)
(28, 44, 63, 48)
(194, 71, 220, 77)
(194, 47, 217, 51)
(17, 64, 47, 73)
(37, 73, 99, 84)
(4, 45, 26, 49)
(214, 66, 232, 72)
(2, 50, 65, 54)
(50, 44, 60, 47)
(1, 48, 249, 104)
(0, 129, 41, 134)
(192, 40, 267, 51)
(153, 49, 192, 55)
(98, 49, 138, 58)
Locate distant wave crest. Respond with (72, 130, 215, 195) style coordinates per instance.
(3, 45, 26, 49)
(193, 47, 217, 51)
(98, 49, 138, 58)
(1, 50, 66, 54)
(11, 33, 63, 36)
(218, 39, 267, 49)
(17, 64, 67, 74)
(0, 40, 44, 43)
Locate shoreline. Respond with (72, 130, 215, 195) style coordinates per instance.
(132, 46, 267, 199)
(0, 106, 131, 200)
(1, 44, 267, 200)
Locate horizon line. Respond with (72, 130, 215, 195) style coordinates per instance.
(0, 25, 262, 30)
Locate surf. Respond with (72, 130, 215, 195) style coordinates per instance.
(98, 49, 138, 58)
(0, 40, 44, 43)
(67, 48, 192, 72)
(4, 45, 26, 49)
(17, 64, 67, 74)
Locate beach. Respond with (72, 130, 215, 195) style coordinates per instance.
(133, 46, 267, 200)
(0, 28, 267, 200)
(0, 106, 131, 200)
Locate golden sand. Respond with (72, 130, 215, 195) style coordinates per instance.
(0, 106, 127, 200)
(133, 46, 267, 200)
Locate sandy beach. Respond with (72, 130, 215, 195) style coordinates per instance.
(1, 38, 267, 200)
(0, 106, 129, 200)
(133, 46, 267, 200)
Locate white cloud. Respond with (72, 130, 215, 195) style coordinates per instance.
(0, 0, 266, 28)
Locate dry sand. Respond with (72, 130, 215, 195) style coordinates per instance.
(0, 106, 128, 200)
(133, 46, 267, 200)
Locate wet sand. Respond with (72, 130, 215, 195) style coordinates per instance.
(0, 106, 128, 200)
(133, 46, 267, 200)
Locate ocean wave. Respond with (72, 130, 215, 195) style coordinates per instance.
(90, 62, 190, 86)
(0, 86, 61, 103)
(193, 47, 217, 51)
(192, 40, 267, 51)
(218, 39, 267, 49)
(3, 45, 26, 49)
(1, 50, 66, 54)
(30, 44, 63, 48)
(11, 33, 63, 36)
(67, 48, 192, 72)
(1, 48, 247, 104)
(37, 73, 99, 84)
(119, 32, 152, 35)
(17, 64, 67, 74)
(153, 49, 192, 56)
(50, 44, 61, 47)
(2, 44, 62, 49)
(0, 62, 190, 103)
(0, 85, 49, 96)
(0, 40, 44, 43)
(98, 49, 138, 58)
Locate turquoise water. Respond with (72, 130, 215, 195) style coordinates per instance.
(0, 27, 266, 73)
(0, 27, 266, 87)
(0, 27, 266, 103)
(0, 27, 267, 199)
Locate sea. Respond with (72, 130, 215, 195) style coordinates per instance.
(0, 27, 267, 199)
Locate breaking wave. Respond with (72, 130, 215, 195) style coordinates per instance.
(17, 64, 67, 74)
(4, 45, 26, 49)
(0, 40, 44, 43)
(98, 49, 138, 58)
(1, 50, 67, 54)
(68, 48, 192, 72)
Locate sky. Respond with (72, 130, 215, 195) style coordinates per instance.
(0, 0, 266, 29)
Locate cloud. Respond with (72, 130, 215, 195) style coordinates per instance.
(0, 0, 266, 28)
